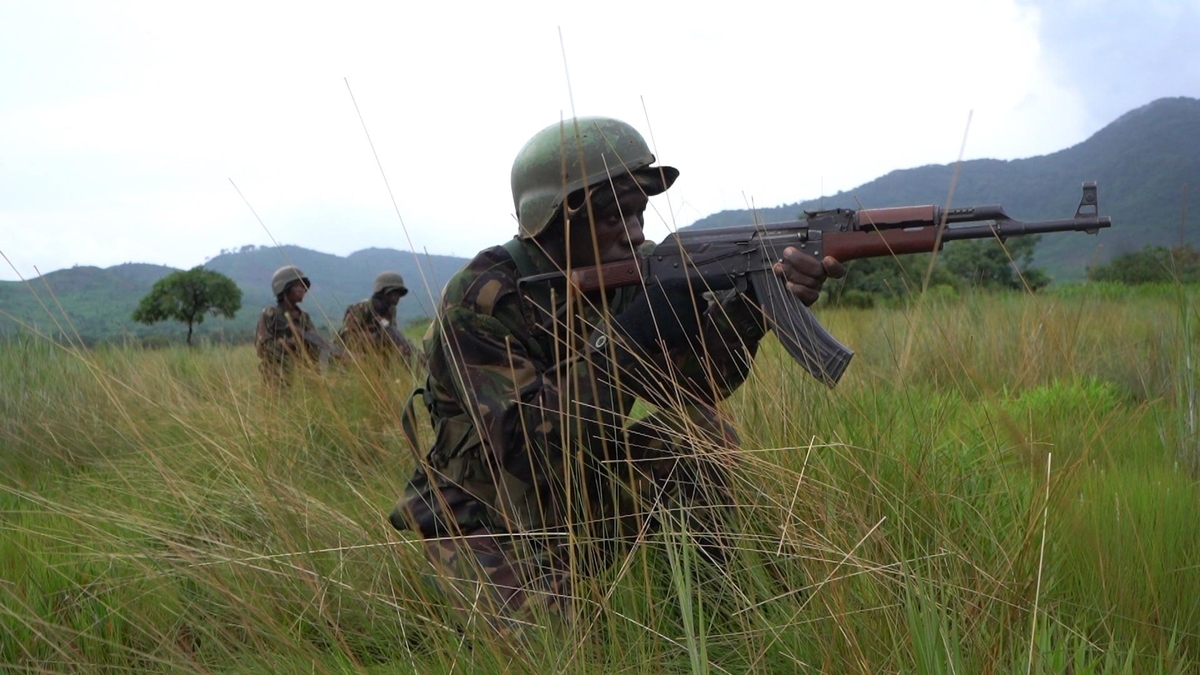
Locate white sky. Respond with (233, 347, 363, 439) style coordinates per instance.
(1, 0, 1197, 281)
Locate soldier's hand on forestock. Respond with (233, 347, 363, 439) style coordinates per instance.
(773, 248, 845, 306)
(609, 278, 704, 359)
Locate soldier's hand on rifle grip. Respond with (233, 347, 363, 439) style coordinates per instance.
(772, 247, 846, 306)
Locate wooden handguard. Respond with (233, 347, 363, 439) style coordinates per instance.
(823, 227, 941, 262)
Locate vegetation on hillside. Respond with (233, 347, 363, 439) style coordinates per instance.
(0, 247, 469, 345)
(812, 228, 1050, 308)
(1088, 244, 1200, 284)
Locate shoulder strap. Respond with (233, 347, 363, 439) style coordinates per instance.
(501, 237, 537, 277)
(400, 387, 427, 457)
(499, 237, 557, 326)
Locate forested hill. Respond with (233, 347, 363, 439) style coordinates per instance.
(685, 96, 1200, 281)
(0, 247, 469, 344)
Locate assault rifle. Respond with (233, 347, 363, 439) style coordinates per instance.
(379, 318, 419, 362)
(519, 182, 1112, 387)
(303, 330, 347, 365)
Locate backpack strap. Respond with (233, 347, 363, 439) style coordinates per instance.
(500, 237, 558, 329)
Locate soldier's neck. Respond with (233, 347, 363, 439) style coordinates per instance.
(536, 237, 568, 270)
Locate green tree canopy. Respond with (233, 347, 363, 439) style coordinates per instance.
(825, 253, 955, 307)
(1087, 245, 1200, 284)
(939, 235, 1049, 291)
(131, 267, 242, 345)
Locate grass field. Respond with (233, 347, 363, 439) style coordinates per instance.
(2, 283, 1198, 673)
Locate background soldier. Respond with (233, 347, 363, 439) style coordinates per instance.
(338, 271, 418, 363)
(389, 117, 843, 636)
(255, 265, 317, 385)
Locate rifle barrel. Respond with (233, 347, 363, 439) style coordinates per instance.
(940, 216, 1112, 242)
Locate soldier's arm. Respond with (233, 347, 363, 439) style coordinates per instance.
(394, 332, 418, 361)
(687, 292, 768, 401)
(255, 309, 288, 361)
(342, 304, 377, 343)
(295, 311, 319, 358)
(616, 290, 766, 405)
(439, 278, 630, 485)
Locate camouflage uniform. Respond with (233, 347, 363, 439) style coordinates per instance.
(338, 298, 419, 363)
(255, 302, 317, 385)
(391, 237, 766, 634)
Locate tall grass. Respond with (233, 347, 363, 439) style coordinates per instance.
(1, 288, 1197, 672)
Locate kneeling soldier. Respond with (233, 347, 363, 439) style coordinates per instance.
(389, 117, 843, 637)
(338, 271, 419, 363)
(255, 265, 317, 386)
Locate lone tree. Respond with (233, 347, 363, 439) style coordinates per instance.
(132, 267, 242, 345)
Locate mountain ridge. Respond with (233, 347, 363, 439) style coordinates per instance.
(0, 247, 469, 344)
(685, 96, 1200, 279)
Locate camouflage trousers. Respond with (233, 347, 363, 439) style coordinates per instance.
(419, 405, 740, 639)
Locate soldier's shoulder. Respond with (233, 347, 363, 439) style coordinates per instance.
(442, 245, 520, 314)
(260, 305, 278, 319)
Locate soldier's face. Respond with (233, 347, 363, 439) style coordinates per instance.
(384, 289, 404, 306)
(565, 190, 648, 267)
(285, 283, 308, 304)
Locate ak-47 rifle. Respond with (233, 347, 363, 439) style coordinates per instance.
(519, 182, 1112, 387)
(303, 330, 347, 365)
(378, 318, 418, 362)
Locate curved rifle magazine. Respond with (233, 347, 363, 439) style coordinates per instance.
(749, 272, 853, 387)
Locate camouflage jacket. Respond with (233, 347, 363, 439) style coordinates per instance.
(338, 298, 417, 360)
(255, 303, 317, 365)
(395, 237, 767, 537)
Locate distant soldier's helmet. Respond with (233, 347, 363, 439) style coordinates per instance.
(510, 116, 680, 239)
(373, 271, 408, 297)
(270, 265, 311, 297)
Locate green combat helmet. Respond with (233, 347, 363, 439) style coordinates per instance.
(510, 116, 680, 239)
(373, 271, 408, 297)
(271, 265, 311, 297)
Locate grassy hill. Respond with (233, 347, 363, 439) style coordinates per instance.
(686, 97, 1200, 281)
(0, 248, 469, 345)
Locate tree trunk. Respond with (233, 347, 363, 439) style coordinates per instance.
(187, 321, 194, 346)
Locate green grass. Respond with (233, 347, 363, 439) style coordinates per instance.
(1, 289, 1198, 672)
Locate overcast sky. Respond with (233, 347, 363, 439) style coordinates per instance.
(1, 0, 1197, 282)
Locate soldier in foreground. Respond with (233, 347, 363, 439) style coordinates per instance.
(390, 117, 842, 635)
(255, 265, 317, 386)
(338, 271, 419, 364)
